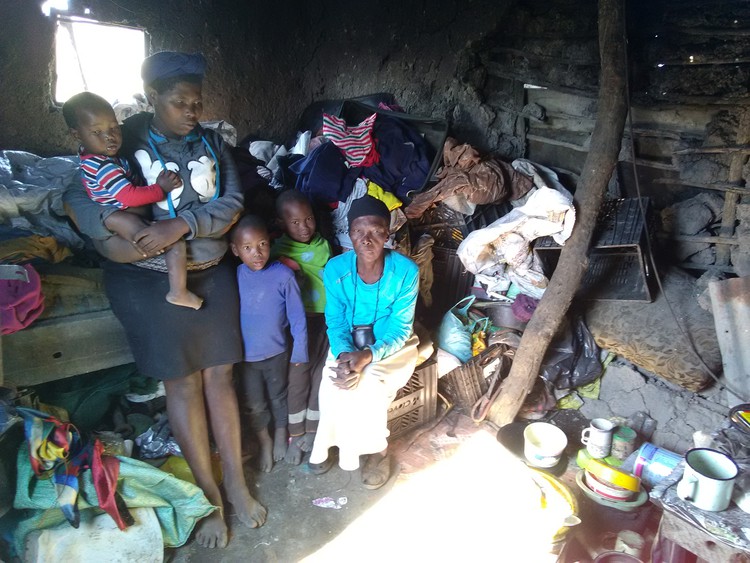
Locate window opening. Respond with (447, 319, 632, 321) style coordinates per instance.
(53, 16, 146, 106)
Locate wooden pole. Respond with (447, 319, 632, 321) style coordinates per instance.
(487, 0, 629, 427)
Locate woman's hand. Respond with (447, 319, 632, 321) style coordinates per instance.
(134, 217, 190, 254)
(330, 349, 373, 390)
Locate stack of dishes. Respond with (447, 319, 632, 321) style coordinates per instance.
(576, 459, 648, 511)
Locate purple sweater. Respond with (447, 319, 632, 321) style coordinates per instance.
(237, 261, 308, 363)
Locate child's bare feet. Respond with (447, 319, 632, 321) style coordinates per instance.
(166, 289, 204, 310)
(299, 432, 315, 452)
(273, 427, 288, 462)
(285, 435, 304, 465)
(285, 432, 315, 465)
(256, 428, 274, 473)
(226, 484, 267, 529)
(195, 508, 228, 548)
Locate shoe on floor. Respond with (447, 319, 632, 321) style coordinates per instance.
(361, 453, 391, 490)
(307, 456, 334, 475)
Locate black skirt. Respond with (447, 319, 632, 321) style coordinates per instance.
(103, 258, 243, 380)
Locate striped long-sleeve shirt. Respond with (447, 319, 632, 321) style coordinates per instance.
(322, 112, 380, 168)
(79, 153, 165, 209)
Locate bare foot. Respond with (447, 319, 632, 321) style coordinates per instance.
(256, 429, 274, 473)
(273, 427, 288, 462)
(195, 508, 228, 548)
(226, 486, 267, 529)
(285, 435, 304, 465)
(166, 289, 203, 310)
(299, 432, 315, 452)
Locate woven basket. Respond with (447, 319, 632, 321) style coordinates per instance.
(439, 344, 511, 412)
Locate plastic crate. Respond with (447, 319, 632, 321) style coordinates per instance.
(387, 359, 437, 438)
(534, 198, 655, 302)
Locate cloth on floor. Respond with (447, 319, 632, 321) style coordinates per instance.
(0, 234, 72, 264)
(0, 151, 85, 250)
(456, 187, 575, 299)
(404, 138, 534, 219)
(0, 264, 44, 335)
(11, 441, 214, 554)
(17, 409, 134, 529)
(322, 113, 380, 168)
(12, 446, 216, 553)
(586, 267, 720, 392)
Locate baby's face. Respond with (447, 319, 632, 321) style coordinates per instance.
(72, 107, 121, 157)
(280, 200, 316, 244)
(231, 226, 271, 271)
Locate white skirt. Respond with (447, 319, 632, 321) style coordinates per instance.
(309, 334, 419, 471)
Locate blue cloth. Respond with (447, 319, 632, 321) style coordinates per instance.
(237, 261, 308, 363)
(289, 141, 361, 203)
(323, 249, 418, 362)
(288, 116, 432, 203)
(362, 115, 432, 199)
(141, 52, 206, 85)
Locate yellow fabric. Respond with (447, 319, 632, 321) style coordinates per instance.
(366, 181, 402, 211)
(0, 235, 72, 264)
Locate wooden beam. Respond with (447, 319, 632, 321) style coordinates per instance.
(658, 233, 738, 245)
(653, 178, 750, 194)
(679, 262, 737, 274)
(486, 0, 628, 426)
(653, 58, 750, 67)
(717, 109, 750, 265)
(527, 133, 677, 170)
(674, 145, 750, 155)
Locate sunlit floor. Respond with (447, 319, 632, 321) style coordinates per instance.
(170, 412, 574, 562)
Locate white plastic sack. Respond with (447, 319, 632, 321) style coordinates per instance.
(456, 187, 575, 277)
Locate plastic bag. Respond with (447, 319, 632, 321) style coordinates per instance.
(540, 315, 602, 390)
(437, 296, 476, 363)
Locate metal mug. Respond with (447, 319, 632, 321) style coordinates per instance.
(581, 418, 615, 459)
(677, 448, 738, 512)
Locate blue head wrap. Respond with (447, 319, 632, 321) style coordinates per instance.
(141, 52, 206, 86)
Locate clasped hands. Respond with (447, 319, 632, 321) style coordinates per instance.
(330, 349, 373, 390)
(105, 211, 190, 257)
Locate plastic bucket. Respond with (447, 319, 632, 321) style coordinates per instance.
(524, 422, 568, 468)
(633, 442, 681, 488)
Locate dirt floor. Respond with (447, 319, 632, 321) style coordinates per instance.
(167, 408, 661, 563)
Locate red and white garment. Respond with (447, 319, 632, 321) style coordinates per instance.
(322, 112, 380, 168)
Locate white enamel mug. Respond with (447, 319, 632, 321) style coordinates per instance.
(676, 448, 738, 512)
(581, 418, 614, 459)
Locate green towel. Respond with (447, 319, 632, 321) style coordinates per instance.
(10, 444, 214, 555)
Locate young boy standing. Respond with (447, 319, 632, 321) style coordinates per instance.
(230, 214, 308, 472)
(62, 91, 203, 310)
(271, 190, 333, 465)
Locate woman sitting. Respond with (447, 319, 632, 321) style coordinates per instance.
(63, 51, 266, 548)
(308, 195, 420, 489)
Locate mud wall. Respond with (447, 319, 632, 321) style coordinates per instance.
(0, 0, 313, 155)
(0, 0, 514, 156)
